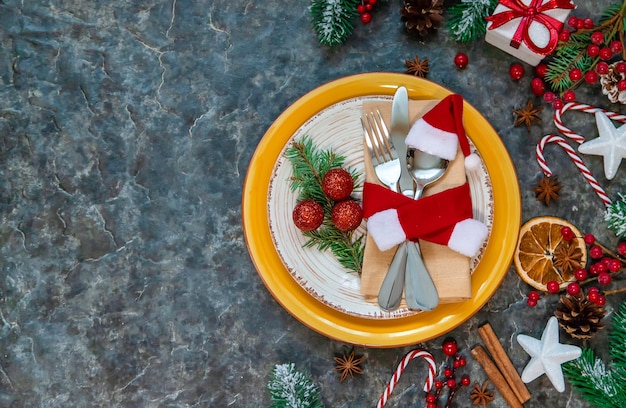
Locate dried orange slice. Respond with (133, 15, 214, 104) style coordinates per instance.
(514, 216, 587, 291)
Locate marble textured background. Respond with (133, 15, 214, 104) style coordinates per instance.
(1, 0, 626, 406)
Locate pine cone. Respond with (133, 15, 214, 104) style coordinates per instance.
(555, 292, 606, 340)
(401, 0, 444, 38)
(599, 62, 626, 104)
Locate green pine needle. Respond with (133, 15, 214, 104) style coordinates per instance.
(285, 136, 364, 274)
(310, 0, 359, 47)
(605, 193, 626, 239)
(446, 0, 498, 43)
(267, 363, 325, 408)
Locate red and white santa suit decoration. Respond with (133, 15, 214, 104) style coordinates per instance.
(363, 94, 488, 258)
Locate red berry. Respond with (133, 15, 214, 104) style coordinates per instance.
(527, 298, 537, 307)
(461, 375, 471, 387)
(595, 262, 607, 274)
(590, 245, 603, 259)
(617, 62, 626, 73)
(447, 378, 456, 388)
(357, 4, 365, 13)
(618, 80, 626, 91)
(331, 200, 363, 231)
(587, 44, 600, 57)
(569, 68, 582, 81)
(547, 280, 561, 294)
(567, 16, 578, 28)
(553, 99, 564, 110)
(543, 92, 556, 103)
(454, 53, 469, 69)
(509, 63, 525, 80)
(442, 339, 458, 357)
(426, 403, 436, 408)
(365, 3, 372, 11)
(584, 71, 599, 83)
(322, 168, 354, 201)
(584, 233, 596, 245)
(618, 241, 626, 255)
(563, 90, 576, 102)
(528, 291, 540, 301)
(443, 367, 454, 378)
(369, 0, 377, 4)
(596, 294, 607, 306)
(574, 268, 588, 281)
(575, 19, 585, 30)
(535, 63, 548, 78)
(583, 18, 595, 29)
(589, 263, 599, 275)
(591, 31, 604, 45)
(611, 40, 623, 54)
(360, 12, 371, 24)
(600, 47, 613, 60)
(609, 259, 622, 272)
(426, 395, 437, 403)
(561, 226, 574, 241)
(587, 291, 600, 303)
(559, 29, 571, 42)
(596, 62, 610, 74)
(598, 272, 612, 285)
(531, 77, 545, 96)
(457, 356, 466, 367)
(293, 200, 325, 232)
(567, 282, 581, 296)
(434, 380, 444, 389)
(588, 286, 600, 294)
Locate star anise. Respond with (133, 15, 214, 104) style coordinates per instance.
(553, 242, 584, 274)
(334, 350, 364, 382)
(513, 99, 543, 131)
(470, 380, 495, 408)
(405, 55, 429, 78)
(534, 175, 562, 206)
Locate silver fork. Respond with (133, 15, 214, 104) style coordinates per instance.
(362, 111, 406, 311)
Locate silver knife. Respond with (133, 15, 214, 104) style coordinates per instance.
(390, 86, 414, 197)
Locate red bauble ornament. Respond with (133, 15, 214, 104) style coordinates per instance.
(322, 168, 354, 201)
(292, 199, 324, 232)
(454, 53, 468, 69)
(331, 200, 363, 231)
(442, 339, 458, 357)
(509, 63, 525, 80)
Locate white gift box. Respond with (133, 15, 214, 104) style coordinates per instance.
(485, 0, 576, 66)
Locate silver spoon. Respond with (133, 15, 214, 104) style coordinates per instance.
(403, 147, 449, 311)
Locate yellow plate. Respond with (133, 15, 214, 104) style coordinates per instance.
(242, 73, 521, 347)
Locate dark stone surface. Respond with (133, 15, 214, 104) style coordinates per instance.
(1, 0, 626, 406)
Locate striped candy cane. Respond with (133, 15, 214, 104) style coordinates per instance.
(536, 134, 612, 207)
(376, 349, 436, 408)
(554, 102, 626, 144)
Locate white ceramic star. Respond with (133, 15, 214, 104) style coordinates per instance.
(578, 111, 626, 180)
(517, 316, 581, 392)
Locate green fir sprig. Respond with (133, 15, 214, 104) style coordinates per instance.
(446, 0, 498, 43)
(546, 2, 626, 96)
(267, 363, 325, 408)
(605, 193, 626, 238)
(563, 301, 626, 408)
(310, 0, 359, 47)
(285, 136, 364, 274)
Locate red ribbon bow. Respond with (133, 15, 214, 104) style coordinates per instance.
(486, 0, 575, 55)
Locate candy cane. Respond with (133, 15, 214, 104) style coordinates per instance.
(376, 349, 436, 408)
(554, 102, 626, 144)
(536, 134, 612, 207)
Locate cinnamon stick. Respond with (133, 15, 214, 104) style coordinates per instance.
(478, 323, 532, 404)
(471, 345, 523, 408)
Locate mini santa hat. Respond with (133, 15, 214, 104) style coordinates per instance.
(405, 94, 481, 171)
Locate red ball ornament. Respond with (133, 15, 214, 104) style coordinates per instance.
(509, 63, 525, 80)
(322, 168, 354, 201)
(360, 12, 372, 24)
(442, 339, 458, 357)
(331, 200, 363, 231)
(292, 199, 325, 232)
(454, 52, 469, 69)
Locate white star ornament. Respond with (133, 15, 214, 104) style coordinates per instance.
(578, 111, 626, 180)
(516, 316, 582, 392)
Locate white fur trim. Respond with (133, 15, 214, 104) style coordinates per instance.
(464, 153, 481, 172)
(405, 120, 458, 161)
(366, 209, 406, 252)
(447, 219, 489, 257)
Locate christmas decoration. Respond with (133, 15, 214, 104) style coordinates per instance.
(333, 349, 364, 381)
(400, 0, 445, 38)
(310, 0, 359, 47)
(447, 0, 498, 43)
(599, 61, 626, 104)
(513, 99, 543, 130)
(322, 168, 354, 201)
(286, 136, 365, 273)
(330, 199, 363, 232)
(405, 54, 430, 77)
(376, 349, 437, 408)
(534, 175, 562, 206)
(485, 0, 576, 66)
(605, 192, 626, 238)
(544, 3, 626, 97)
(554, 292, 606, 339)
(578, 111, 626, 180)
(517, 316, 582, 393)
(293, 199, 326, 232)
(509, 62, 525, 80)
(563, 301, 626, 407)
(454, 52, 469, 69)
(470, 380, 495, 407)
(422, 339, 472, 408)
(267, 363, 325, 408)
